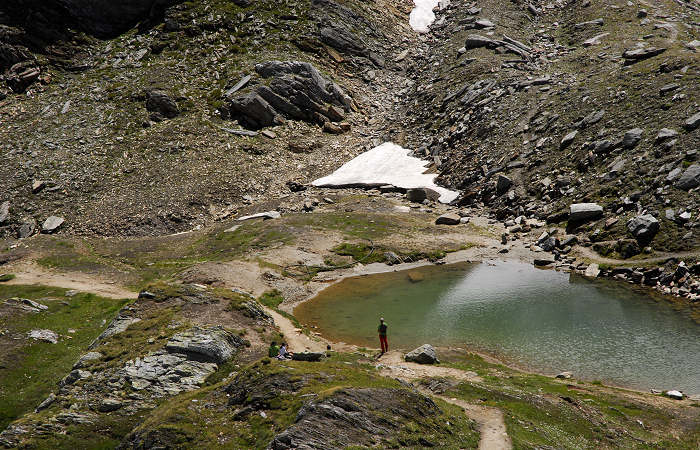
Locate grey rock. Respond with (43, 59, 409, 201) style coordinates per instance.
(73, 351, 103, 369)
(675, 164, 700, 190)
(97, 397, 123, 412)
(684, 112, 700, 131)
(464, 34, 497, 49)
(584, 263, 600, 278)
(59, 369, 91, 387)
(555, 371, 573, 379)
(569, 203, 603, 222)
(666, 167, 682, 182)
(435, 213, 461, 225)
(475, 19, 495, 28)
(560, 130, 578, 149)
(28, 329, 58, 344)
(655, 128, 678, 144)
(41, 216, 64, 234)
(18, 218, 36, 238)
(89, 315, 141, 349)
(407, 188, 440, 203)
(666, 390, 683, 400)
(237, 211, 281, 221)
(627, 214, 660, 241)
(229, 61, 352, 130)
(35, 393, 56, 413)
(165, 326, 246, 364)
(622, 47, 666, 63)
(0, 201, 9, 224)
(55, 411, 95, 424)
(405, 344, 439, 364)
(145, 89, 179, 120)
(621, 128, 643, 149)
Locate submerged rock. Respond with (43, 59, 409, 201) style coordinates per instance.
(405, 344, 439, 364)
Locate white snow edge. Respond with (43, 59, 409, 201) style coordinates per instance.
(409, 0, 441, 33)
(312, 142, 459, 203)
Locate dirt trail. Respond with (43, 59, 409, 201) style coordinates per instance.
(266, 308, 512, 450)
(2, 261, 137, 299)
(432, 393, 512, 450)
(264, 307, 327, 353)
(574, 246, 700, 266)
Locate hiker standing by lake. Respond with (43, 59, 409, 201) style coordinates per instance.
(378, 317, 388, 354)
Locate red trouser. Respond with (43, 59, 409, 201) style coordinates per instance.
(379, 335, 388, 353)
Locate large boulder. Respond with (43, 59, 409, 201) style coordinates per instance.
(676, 164, 700, 190)
(495, 174, 512, 195)
(627, 215, 660, 241)
(227, 61, 352, 130)
(435, 213, 461, 225)
(407, 187, 440, 203)
(165, 326, 246, 364)
(145, 89, 179, 120)
(405, 344, 439, 364)
(569, 203, 603, 222)
(41, 216, 64, 234)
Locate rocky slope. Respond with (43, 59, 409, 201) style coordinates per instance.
(1, 0, 699, 447)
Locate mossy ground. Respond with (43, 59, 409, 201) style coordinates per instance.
(440, 351, 700, 449)
(0, 285, 130, 430)
(123, 354, 481, 449)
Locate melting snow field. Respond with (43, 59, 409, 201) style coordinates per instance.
(312, 142, 459, 203)
(409, 0, 440, 33)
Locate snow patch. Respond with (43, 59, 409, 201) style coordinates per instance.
(409, 0, 440, 33)
(312, 142, 458, 203)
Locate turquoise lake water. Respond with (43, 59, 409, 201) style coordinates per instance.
(295, 261, 700, 394)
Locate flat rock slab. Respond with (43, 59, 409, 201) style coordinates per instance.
(569, 203, 603, 222)
(312, 142, 459, 203)
(41, 216, 65, 233)
(435, 213, 461, 225)
(28, 329, 58, 344)
(237, 211, 281, 221)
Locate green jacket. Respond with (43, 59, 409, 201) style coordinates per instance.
(268, 345, 280, 358)
(378, 323, 387, 336)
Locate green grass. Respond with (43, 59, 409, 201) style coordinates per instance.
(440, 352, 700, 449)
(0, 274, 15, 282)
(0, 285, 130, 430)
(121, 356, 480, 449)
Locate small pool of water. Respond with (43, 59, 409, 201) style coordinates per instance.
(295, 261, 700, 394)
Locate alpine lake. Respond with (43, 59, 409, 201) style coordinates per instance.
(295, 261, 700, 395)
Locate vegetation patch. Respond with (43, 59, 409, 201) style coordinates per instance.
(0, 285, 129, 430)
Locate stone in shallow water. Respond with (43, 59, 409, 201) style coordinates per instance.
(666, 390, 683, 400)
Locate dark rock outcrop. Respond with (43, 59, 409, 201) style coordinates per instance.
(53, 0, 180, 37)
(227, 61, 353, 130)
(268, 388, 442, 449)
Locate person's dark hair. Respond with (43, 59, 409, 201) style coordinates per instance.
(271, 341, 276, 345)
(326, 344, 331, 350)
(281, 342, 286, 347)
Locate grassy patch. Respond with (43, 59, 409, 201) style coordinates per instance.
(0, 274, 15, 282)
(0, 285, 129, 430)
